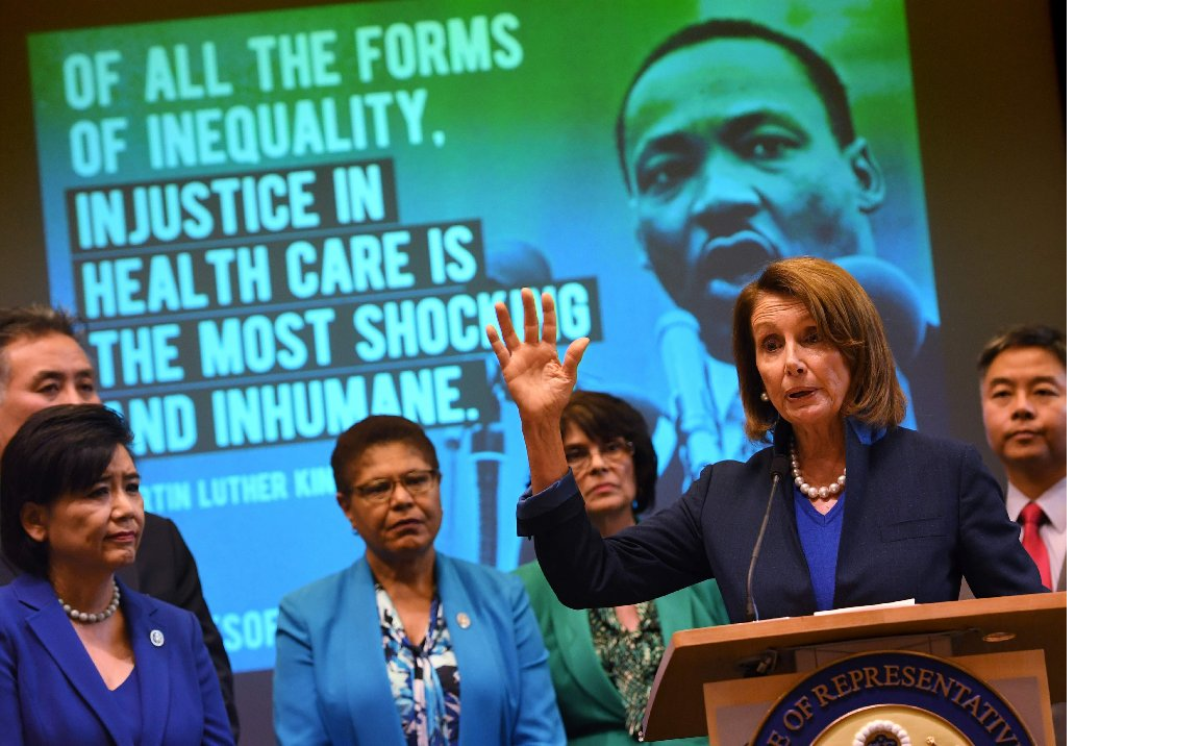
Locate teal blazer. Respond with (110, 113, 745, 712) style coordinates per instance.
(515, 562, 727, 746)
(275, 554, 566, 745)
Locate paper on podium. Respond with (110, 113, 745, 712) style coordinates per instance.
(813, 598, 915, 616)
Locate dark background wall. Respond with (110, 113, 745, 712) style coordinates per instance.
(0, 1, 1064, 743)
(906, 0, 1065, 470)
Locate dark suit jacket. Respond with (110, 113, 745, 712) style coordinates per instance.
(519, 420, 1046, 622)
(515, 562, 727, 746)
(0, 513, 239, 740)
(0, 574, 234, 745)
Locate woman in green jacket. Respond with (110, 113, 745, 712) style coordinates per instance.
(515, 391, 727, 745)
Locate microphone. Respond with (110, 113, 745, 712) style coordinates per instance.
(656, 309, 722, 480)
(485, 239, 553, 290)
(476, 239, 554, 565)
(833, 255, 927, 368)
(744, 449, 792, 622)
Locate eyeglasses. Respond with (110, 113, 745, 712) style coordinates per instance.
(564, 439, 634, 470)
(351, 470, 441, 502)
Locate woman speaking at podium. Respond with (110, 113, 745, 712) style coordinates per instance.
(487, 257, 1044, 624)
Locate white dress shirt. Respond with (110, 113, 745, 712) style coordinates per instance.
(1006, 477, 1067, 591)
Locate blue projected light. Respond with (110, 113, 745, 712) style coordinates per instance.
(28, 0, 939, 673)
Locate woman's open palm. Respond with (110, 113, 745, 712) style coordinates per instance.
(486, 288, 589, 425)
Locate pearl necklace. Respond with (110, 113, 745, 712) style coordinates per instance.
(790, 446, 846, 501)
(59, 582, 120, 624)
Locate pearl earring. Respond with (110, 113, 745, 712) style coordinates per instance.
(760, 392, 769, 402)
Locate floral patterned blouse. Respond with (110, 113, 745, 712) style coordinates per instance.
(588, 600, 663, 737)
(376, 583, 461, 746)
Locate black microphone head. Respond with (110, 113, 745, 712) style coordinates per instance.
(770, 427, 792, 477)
(487, 239, 553, 287)
(770, 451, 790, 479)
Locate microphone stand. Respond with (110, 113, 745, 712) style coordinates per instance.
(744, 452, 791, 623)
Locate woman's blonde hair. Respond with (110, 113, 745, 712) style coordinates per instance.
(731, 257, 907, 440)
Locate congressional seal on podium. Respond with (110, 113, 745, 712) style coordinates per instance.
(750, 651, 1035, 745)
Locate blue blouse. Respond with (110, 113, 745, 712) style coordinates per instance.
(111, 664, 143, 745)
(793, 489, 846, 611)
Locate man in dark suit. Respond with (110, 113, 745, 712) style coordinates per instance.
(978, 324, 1066, 593)
(0, 304, 239, 740)
(978, 323, 1066, 745)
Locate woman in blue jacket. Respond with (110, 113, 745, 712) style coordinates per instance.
(274, 414, 565, 746)
(0, 404, 233, 745)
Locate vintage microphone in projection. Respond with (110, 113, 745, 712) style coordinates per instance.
(745, 448, 793, 623)
(656, 308, 723, 478)
(835, 255, 928, 429)
(473, 240, 553, 565)
(833, 255, 927, 371)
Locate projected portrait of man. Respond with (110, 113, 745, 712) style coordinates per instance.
(618, 18, 928, 481)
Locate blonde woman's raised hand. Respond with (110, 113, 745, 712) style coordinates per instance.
(486, 289, 589, 483)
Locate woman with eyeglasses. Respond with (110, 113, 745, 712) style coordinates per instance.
(514, 391, 726, 745)
(273, 415, 565, 746)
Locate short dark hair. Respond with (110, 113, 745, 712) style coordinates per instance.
(0, 305, 84, 392)
(732, 257, 906, 440)
(977, 325, 1067, 377)
(330, 415, 440, 496)
(0, 404, 135, 577)
(561, 391, 658, 515)
(616, 18, 857, 191)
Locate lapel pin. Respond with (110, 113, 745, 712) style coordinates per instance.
(456, 612, 470, 629)
(150, 629, 165, 647)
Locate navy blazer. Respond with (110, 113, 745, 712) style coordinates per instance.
(274, 554, 566, 746)
(0, 574, 234, 745)
(519, 420, 1046, 623)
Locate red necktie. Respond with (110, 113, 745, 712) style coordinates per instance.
(1019, 502, 1053, 590)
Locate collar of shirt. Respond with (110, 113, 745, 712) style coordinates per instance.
(1006, 477, 1067, 531)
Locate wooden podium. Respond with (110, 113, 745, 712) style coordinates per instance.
(643, 592, 1065, 745)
